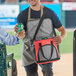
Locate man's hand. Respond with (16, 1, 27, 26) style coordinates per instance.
(18, 30, 25, 39)
(14, 24, 25, 39)
(54, 26, 66, 45)
(53, 36, 62, 45)
(14, 24, 19, 34)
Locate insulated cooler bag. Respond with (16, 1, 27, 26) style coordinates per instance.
(34, 38, 60, 64)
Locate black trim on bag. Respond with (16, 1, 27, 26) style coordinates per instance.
(38, 42, 59, 61)
(50, 41, 53, 59)
(34, 47, 36, 59)
(39, 43, 48, 60)
(31, 8, 48, 44)
(37, 57, 60, 63)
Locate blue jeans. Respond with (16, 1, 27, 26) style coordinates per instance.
(24, 63, 53, 76)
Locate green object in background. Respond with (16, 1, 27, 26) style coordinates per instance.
(0, 44, 7, 76)
(61, 4, 66, 28)
(17, 23, 23, 33)
(0, 44, 7, 61)
(61, 10, 66, 28)
(0, 43, 14, 76)
(6, 53, 13, 76)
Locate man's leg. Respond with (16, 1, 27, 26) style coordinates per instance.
(40, 63, 53, 76)
(24, 63, 38, 76)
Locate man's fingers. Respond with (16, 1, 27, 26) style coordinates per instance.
(23, 25, 24, 28)
(54, 41, 60, 45)
(18, 30, 25, 39)
(53, 36, 62, 45)
(14, 24, 19, 33)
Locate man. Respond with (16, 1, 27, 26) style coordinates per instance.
(15, 0, 66, 76)
(0, 28, 20, 45)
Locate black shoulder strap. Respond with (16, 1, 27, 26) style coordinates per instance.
(31, 8, 48, 43)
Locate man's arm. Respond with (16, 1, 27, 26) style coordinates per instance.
(0, 29, 20, 45)
(54, 26, 66, 45)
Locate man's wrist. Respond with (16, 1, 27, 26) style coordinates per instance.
(60, 35, 64, 40)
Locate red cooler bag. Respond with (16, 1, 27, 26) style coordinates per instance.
(34, 38, 60, 64)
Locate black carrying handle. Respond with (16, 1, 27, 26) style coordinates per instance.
(31, 8, 48, 44)
(39, 41, 54, 60)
